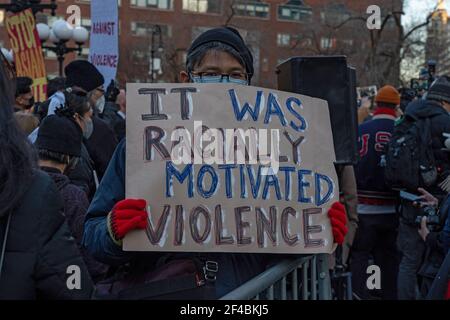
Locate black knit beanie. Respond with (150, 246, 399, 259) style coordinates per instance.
(187, 27, 254, 83)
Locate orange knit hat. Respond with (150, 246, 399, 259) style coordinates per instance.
(375, 85, 401, 105)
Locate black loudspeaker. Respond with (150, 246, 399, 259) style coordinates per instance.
(277, 56, 359, 165)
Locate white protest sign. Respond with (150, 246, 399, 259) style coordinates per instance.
(124, 83, 339, 254)
(89, 0, 118, 87)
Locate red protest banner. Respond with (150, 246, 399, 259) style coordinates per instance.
(5, 9, 48, 102)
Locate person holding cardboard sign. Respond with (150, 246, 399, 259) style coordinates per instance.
(83, 27, 348, 299)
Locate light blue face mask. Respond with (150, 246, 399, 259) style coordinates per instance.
(191, 75, 248, 86)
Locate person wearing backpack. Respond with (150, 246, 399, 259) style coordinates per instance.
(392, 76, 450, 300)
(351, 85, 401, 300)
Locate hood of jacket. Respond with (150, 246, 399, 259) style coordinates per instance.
(406, 99, 448, 119)
(39, 166, 70, 191)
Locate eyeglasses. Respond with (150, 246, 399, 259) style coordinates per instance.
(190, 71, 250, 82)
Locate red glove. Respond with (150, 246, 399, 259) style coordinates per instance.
(328, 202, 348, 245)
(107, 199, 148, 244)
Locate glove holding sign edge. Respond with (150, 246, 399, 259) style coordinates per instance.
(107, 199, 148, 246)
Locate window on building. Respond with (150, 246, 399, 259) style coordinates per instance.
(182, 0, 221, 14)
(320, 37, 336, 49)
(342, 39, 354, 46)
(233, 0, 269, 19)
(81, 18, 92, 32)
(42, 15, 65, 26)
(278, 0, 312, 22)
(130, 0, 172, 10)
(131, 22, 172, 38)
(277, 33, 291, 47)
(320, 3, 351, 25)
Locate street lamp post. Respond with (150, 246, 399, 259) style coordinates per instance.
(37, 21, 89, 76)
(150, 25, 164, 83)
(0, 0, 57, 16)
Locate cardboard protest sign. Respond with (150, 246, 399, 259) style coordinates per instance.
(124, 83, 339, 254)
(5, 9, 47, 102)
(89, 0, 119, 88)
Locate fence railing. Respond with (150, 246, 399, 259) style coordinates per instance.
(220, 254, 332, 300)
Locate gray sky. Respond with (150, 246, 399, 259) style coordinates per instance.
(403, 0, 448, 25)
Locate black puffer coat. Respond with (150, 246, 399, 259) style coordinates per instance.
(0, 170, 93, 299)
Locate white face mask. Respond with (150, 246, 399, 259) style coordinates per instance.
(95, 95, 106, 114)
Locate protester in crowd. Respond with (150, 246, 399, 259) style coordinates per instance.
(63, 61, 118, 181)
(114, 89, 126, 141)
(352, 85, 401, 300)
(101, 82, 125, 142)
(34, 77, 66, 122)
(36, 114, 109, 283)
(408, 188, 449, 298)
(14, 111, 39, 136)
(54, 91, 97, 199)
(99, 80, 120, 123)
(397, 76, 450, 300)
(82, 27, 349, 299)
(0, 57, 93, 299)
(14, 76, 34, 113)
(444, 212, 450, 254)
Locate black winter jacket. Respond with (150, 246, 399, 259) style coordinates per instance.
(406, 100, 450, 190)
(85, 116, 118, 181)
(41, 167, 109, 282)
(0, 170, 93, 299)
(67, 143, 96, 199)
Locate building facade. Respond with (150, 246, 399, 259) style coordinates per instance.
(426, 0, 450, 76)
(0, 0, 402, 89)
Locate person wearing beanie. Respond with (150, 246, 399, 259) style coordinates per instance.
(63, 60, 118, 184)
(82, 27, 349, 299)
(32, 60, 118, 193)
(396, 75, 450, 300)
(180, 27, 254, 85)
(36, 115, 109, 283)
(14, 76, 34, 113)
(352, 84, 401, 300)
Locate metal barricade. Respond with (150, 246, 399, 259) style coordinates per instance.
(219, 254, 332, 300)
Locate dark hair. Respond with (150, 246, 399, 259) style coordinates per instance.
(377, 102, 398, 109)
(47, 77, 66, 97)
(0, 57, 35, 216)
(38, 149, 70, 165)
(15, 76, 33, 97)
(186, 41, 246, 74)
(55, 91, 91, 118)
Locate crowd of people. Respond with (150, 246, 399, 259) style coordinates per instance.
(351, 81, 450, 300)
(0, 26, 448, 300)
